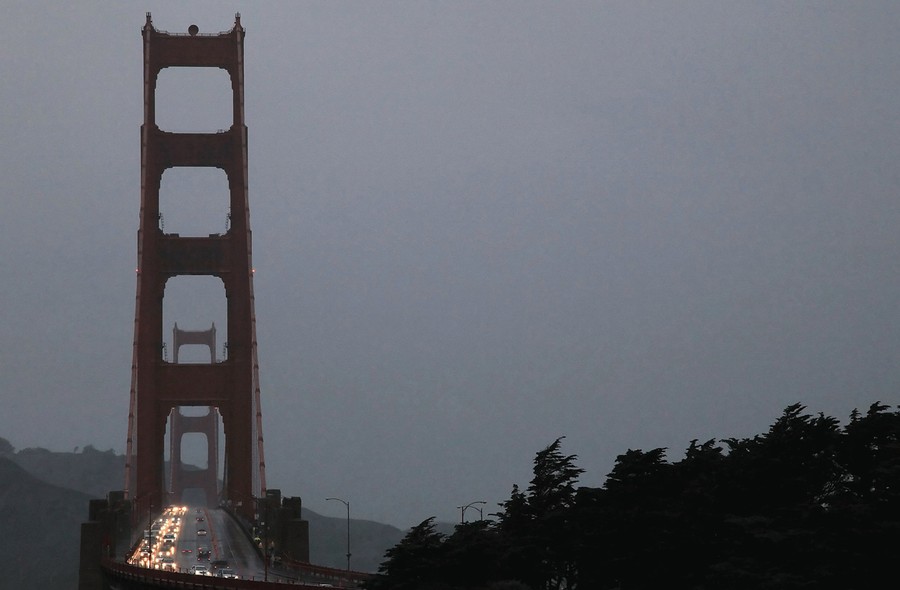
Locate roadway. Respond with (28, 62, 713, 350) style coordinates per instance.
(123, 505, 360, 586)
(128, 505, 270, 581)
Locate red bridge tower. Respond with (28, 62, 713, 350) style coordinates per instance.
(124, 13, 266, 522)
(168, 324, 220, 507)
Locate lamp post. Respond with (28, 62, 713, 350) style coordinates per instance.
(458, 500, 487, 523)
(263, 500, 269, 582)
(326, 497, 351, 572)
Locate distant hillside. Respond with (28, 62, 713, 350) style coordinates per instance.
(303, 507, 404, 572)
(0, 456, 89, 590)
(9, 444, 124, 498)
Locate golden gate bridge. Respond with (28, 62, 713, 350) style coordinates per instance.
(78, 15, 367, 589)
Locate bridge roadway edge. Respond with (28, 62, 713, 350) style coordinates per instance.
(101, 557, 330, 590)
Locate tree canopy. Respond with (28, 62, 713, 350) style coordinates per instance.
(365, 403, 900, 590)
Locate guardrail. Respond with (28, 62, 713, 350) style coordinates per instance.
(102, 558, 343, 589)
(275, 556, 370, 588)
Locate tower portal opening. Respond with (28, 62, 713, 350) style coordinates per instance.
(155, 66, 233, 132)
(180, 431, 210, 470)
(164, 406, 224, 508)
(159, 167, 231, 237)
(162, 276, 227, 363)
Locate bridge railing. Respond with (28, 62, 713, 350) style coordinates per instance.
(275, 555, 370, 588)
(102, 557, 350, 589)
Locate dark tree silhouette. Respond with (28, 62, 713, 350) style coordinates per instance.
(365, 517, 447, 590)
(368, 404, 900, 590)
(439, 521, 503, 588)
(497, 437, 584, 590)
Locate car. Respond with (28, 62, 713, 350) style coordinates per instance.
(197, 547, 210, 560)
(190, 565, 211, 576)
(196, 516, 205, 522)
(197, 528, 208, 536)
(158, 556, 175, 571)
(181, 548, 193, 554)
(210, 559, 228, 571)
(217, 568, 239, 579)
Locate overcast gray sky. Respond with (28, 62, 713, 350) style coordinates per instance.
(2, 1, 900, 529)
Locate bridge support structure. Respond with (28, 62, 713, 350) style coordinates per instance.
(259, 489, 311, 564)
(168, 407, 220, 506)
(167, 324, 220, 507)
(78, 494, 130, 590)
(123, 13, 267, 524)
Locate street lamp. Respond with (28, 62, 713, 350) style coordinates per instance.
(326, 497, 351, 572)
(458, 500, 487, 523)
(263, 500, 269, 582)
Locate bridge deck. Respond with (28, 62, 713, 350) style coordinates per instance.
(119, 505, 363, 587)
(128, 506, 269, 580)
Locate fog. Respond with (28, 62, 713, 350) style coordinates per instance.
(2, 1, 899, 528)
